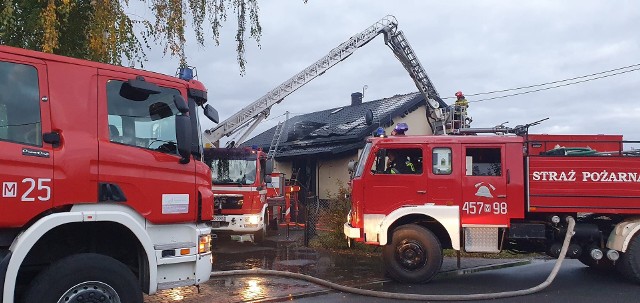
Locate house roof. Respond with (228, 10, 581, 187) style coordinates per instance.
(241, 92, 427, 158)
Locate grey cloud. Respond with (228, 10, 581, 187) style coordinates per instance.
(140, 0, 640, 143)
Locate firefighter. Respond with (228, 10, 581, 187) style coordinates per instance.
(453, 91, 469, 129)
(391, 122, 408, 136)
(386, 150, 415, 174)
(455, 91, 468, 108)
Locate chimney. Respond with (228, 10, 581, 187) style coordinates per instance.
(351, 92, 363, 106)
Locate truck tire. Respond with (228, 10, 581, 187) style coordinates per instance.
(617, 235, 640, 283)
(382, 224, 442, 283)
(22, 253, 142, 303)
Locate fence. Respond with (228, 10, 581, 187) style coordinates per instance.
(303, 196, 331, 246)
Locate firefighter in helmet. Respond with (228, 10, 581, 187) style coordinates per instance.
(386, 149, 415, 174)
(453, 91, 469, 129)
(391, 122, 408, 136)
(455, 91, 468, 108)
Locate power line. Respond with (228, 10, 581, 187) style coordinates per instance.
(470, 67, 640, 103)
(442, 63, 640, 100)
(246, 63, 640, 123)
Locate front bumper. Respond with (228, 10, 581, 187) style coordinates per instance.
(211, 214, 264, 233)
(343, 223, 361, 239)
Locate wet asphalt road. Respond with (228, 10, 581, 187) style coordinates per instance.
(145, 230, 522, 303)
(146, 229, 640, 302)
(294, 259, 640, 303)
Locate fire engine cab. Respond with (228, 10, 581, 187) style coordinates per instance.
(0, 45, 219, 303)
(203, 147, 300, 242)
(204, 147, 271, 241)
(345, 131, 640, 284)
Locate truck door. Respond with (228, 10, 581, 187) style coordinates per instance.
(97, 71, 196, 223)
(0, 55, 53, 227)
(461, 145, 509, 226)
(363, 145, 425, 215)
(426, 144, 462, 206)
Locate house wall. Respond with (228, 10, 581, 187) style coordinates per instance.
(317, 152, 358, 199)
(274, 160, 293, 178)
(383, 105, 433, 135)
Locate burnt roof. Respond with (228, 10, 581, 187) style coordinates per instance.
(241, 92, 427, 158)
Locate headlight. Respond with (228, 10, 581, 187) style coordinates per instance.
(247, 215, 261, 225)
(199, 234, 211, 253)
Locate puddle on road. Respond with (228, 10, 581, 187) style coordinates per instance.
(213, 238, 386, 286)
(147, 237, 385, 302)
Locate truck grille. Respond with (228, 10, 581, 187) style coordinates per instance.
(214, 195, 244, 210)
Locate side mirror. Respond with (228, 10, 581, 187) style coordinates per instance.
(365, 109, 373, 126)
(175, 115, 192, 164)
(347, 160, 357, 173)
(173, 95, 189, 114)
(204, 105, 219, 123)
(265, 159, 274, 175)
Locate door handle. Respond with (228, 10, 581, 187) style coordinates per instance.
(417, 190, 427, 194)
(497, 195, 507, 198)
(43, 132, 61, 147)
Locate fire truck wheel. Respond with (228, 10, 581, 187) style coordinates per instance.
(617, 235, 640, 283)
(22, 253, 142, 303)
(382, 224, 443, 283)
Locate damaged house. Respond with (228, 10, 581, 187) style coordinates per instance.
(242, 91, 435, 201)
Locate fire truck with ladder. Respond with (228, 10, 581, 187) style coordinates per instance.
(345, 121, 640, 284)
(200, 15, 460, 241)
(0, 45, 219, 302)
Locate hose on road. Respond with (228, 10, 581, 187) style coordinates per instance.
(210, 217, 576, 301)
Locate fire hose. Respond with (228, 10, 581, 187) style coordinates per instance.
(210, 217, 575, 301)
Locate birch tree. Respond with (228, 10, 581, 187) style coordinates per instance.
(0, 0, 270, 73)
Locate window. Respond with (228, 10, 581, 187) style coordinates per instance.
(0, 61, 41, 146)
(371, 148, 422, 175)
(204, 150, 258, 185)
(354, 142, 372, 178)
(432, 148, 452, 175)
(466, 148, 502, 176)
(106, 80, 181, 154)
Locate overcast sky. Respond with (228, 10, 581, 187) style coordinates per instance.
(140, 1, 640, 144)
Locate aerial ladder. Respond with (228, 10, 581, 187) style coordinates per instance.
(203, 15, 453, 147)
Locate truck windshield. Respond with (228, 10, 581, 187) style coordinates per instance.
(354, 142, 372, 178)
(210, 158, 257, 185)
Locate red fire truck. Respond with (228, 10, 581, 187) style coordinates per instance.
(345, 129, 640, 284)
(204, 147, 299, 242)
(0, 45, 219, 302)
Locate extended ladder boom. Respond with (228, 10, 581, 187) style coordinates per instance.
(204, 15, 449, 145)
(383, 29, 449, 134)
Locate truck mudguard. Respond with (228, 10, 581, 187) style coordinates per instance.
(3, 205, 157, 302)
(378, 204, 460, 249)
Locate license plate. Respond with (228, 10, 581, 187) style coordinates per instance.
(212, 216, 226, 222)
